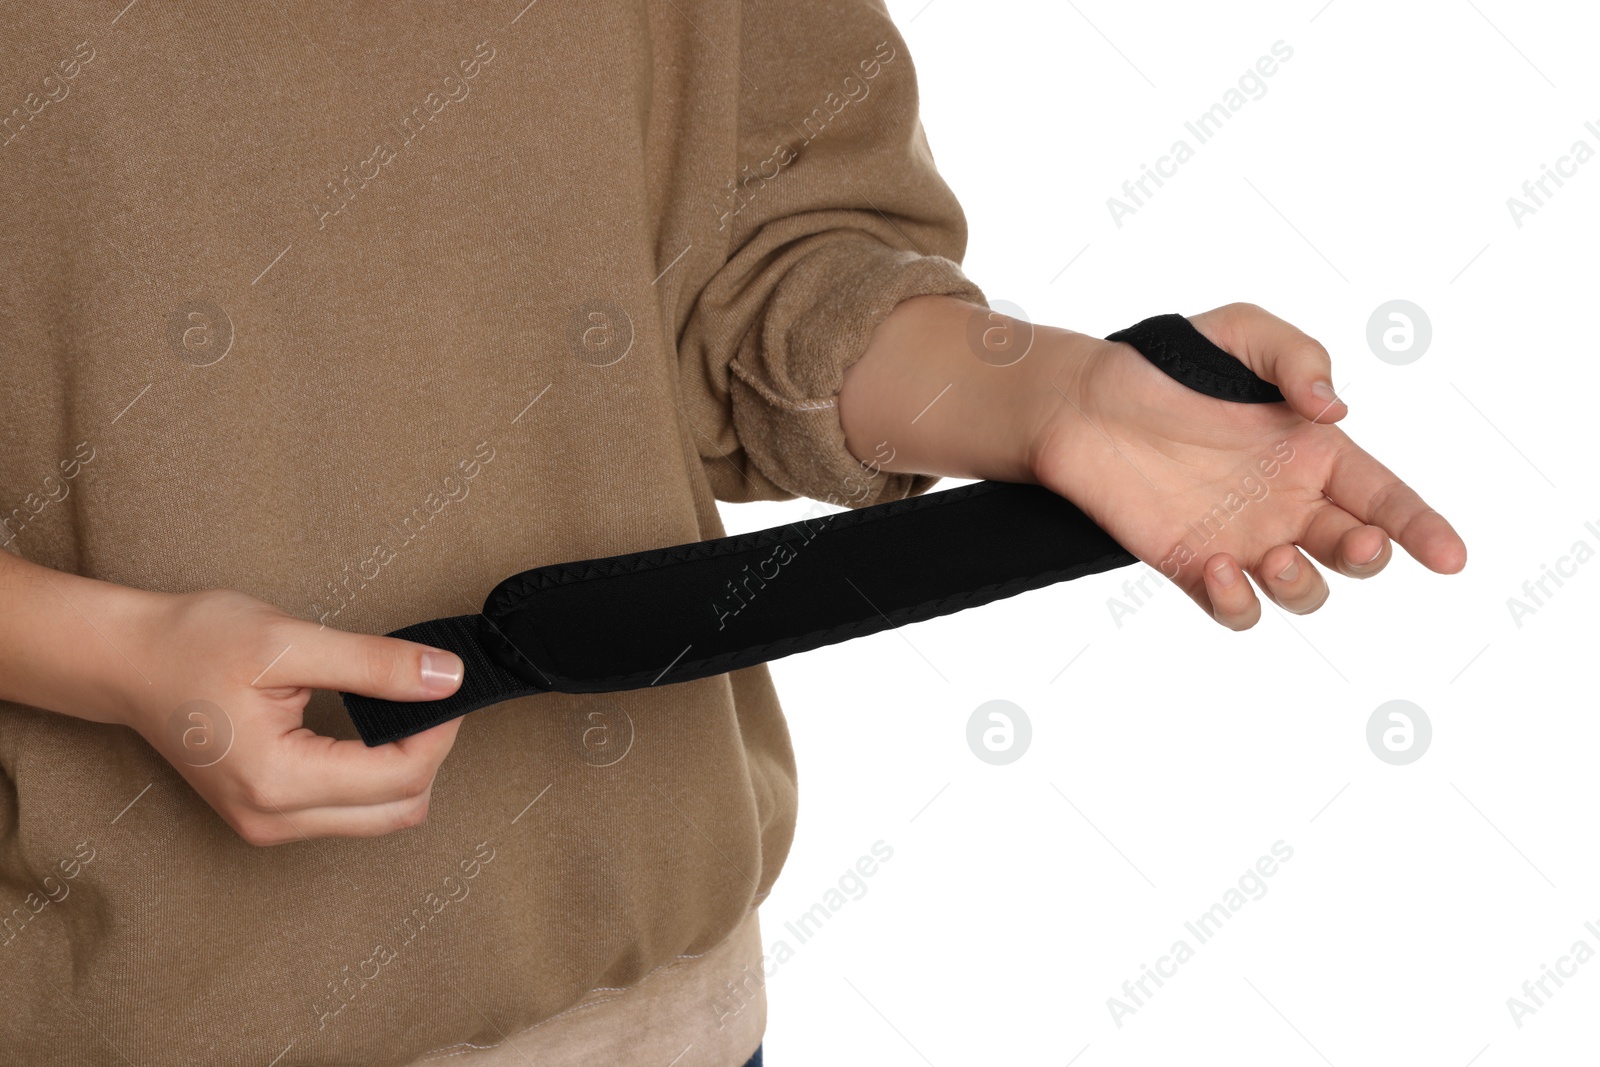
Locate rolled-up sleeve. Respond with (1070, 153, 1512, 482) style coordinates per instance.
(677, 0, 987, 509)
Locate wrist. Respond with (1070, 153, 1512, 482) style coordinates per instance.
(101, 585, 183, 730)
(842, 296, 1105, 485)
(0, 550, 170, 728)
(1017, 325, 1109, 487)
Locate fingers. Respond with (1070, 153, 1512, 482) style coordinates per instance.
(190, 717, 463, 843)
(1326, 442, 1468, 574)
(1254, 544, 1330, 614)
(1189, 302, 1348, 425)
(1193, 492, 1453, 631)
(213, 619, 468, 808)
(246, 620, 468, 803)
(267, 716, 464, 809)
(140, 595, 474, 845)
(257, 617, 465, 701)
(1202, 553, 1262, 630)
(1298, 500, 1393, 578)
(229, 791, 436, 847)
(1199, 543, 1336, 630)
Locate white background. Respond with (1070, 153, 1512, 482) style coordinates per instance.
(723, 1, 1600, 1064)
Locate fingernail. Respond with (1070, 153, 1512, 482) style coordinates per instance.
(1360, 534, 1385, 565)
(1277, 558, 1300, 582)
(1212, 560, 1237, 588)
(1311, 380, 1342, 405)
(420, 650, 464, 693)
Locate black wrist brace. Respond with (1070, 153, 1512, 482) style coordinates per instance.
(340, 312, 1281, 745)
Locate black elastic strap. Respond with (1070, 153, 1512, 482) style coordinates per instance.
(341, 313, 1281, 746)
(1105, 313, 1284, 403)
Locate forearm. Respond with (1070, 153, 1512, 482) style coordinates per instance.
(0, 548, 158, 724)
(838, 295, 1095, 484)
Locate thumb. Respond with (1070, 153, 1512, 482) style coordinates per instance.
(255, 618, 465, 701)
(1188, 302, 1349, 425)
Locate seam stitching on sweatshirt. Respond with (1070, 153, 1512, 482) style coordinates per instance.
(411, 905, 762, 1061)
(728, 357, 838, 412)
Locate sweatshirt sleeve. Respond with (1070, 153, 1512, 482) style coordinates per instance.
(676, 0, 987, 509)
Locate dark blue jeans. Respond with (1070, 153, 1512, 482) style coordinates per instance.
(741, 1045, 763, 1067)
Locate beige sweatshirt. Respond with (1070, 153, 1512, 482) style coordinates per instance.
(0, 1, 984, 1064)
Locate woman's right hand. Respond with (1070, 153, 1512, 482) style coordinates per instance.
(0, 547, 466, 846)
(116, 588, 467, 846)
